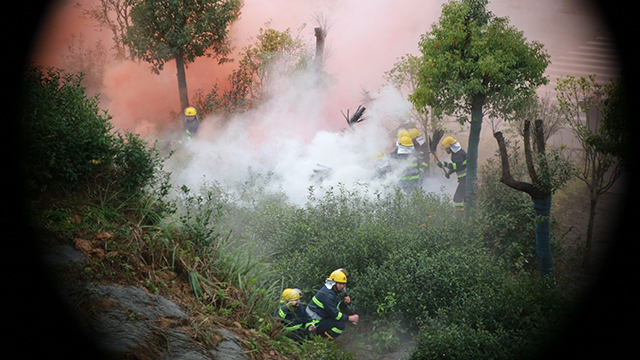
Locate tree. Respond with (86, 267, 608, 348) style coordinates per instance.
(493, 120, 573, 279)
(76, 0, 135, 60)
(555, 75, 627, 268)
(509, 92, 566, 152)
(196, 23, 312, 116)
(410, 0, 550, 212)
(63, 34, 109, 93)
(125, 0, 242, 111)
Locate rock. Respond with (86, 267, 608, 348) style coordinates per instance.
(73, 283, 249, 359)
(40, 244, 88, 265)
(209, 329, 248, 360)
(41, 246, 251, 360)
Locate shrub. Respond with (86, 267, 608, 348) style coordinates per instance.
(410, 275, 571, 359)
(20, 66, 115, 193)
(355, 243, 506, 325)
(477, 146, 538, 272)
(20, 65, 166, 203)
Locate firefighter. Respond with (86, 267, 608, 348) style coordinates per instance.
(305, 269, 359, 340)
(388, 129, 411, 156)
(408, 127, 428, 157)
(437, 136, 467, 211)
(390, 135, 428, 191)
(183, 107, 200, 141)
(274, 288, 316, 341)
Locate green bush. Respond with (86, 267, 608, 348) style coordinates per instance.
(355, 244, 505, 325)
(20, 65, 165, 202)
(410, 276, 570, 359)
(477, 150, 538, 272)
(167, 171, 574, 359)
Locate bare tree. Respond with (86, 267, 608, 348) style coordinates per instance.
(75, 0, 135, 60)
(555, 74, 626, 267)
(510, 92, 566, 153)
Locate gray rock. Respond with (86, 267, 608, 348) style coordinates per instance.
(209, 329, 249, 360)
(40, 244, 87, 265)
(41, 245, 250, 359)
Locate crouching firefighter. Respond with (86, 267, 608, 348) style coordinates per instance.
(437, 136, 467, 211)
(305, 269, 359, 340)
(274, 288, 316, 341)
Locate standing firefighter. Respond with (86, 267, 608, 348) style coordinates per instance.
(183, 106, 200, 141)
(306, 269, 359, 340)
(437, 136, 467, 211)
(408, 127, 429, 159)
(274, 288, 315, 341)
(390, 135, 429, 191)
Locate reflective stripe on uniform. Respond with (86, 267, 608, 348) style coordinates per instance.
(312, 296, 324, 308)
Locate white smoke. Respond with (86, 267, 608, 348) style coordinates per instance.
(164, 67, 455, 206)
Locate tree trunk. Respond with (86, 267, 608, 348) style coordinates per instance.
(313, 27, 326, 74)
(532, 196, 555, 279)
(582, 197, 598, 268)
(175, 52, 189, 111)
(494, 128, 555, 280)
(465, 94, 485, 212)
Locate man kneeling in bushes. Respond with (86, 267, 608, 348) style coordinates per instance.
(306, 269, 359, 339)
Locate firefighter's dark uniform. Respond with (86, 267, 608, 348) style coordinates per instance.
(305, 285, 353, 339)
(184, 117, 199, 141)
(439, 148, 467, 210)
(274, 302, 314, 341)
(390, 151, 429, 191)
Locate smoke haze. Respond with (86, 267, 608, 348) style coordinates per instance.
(29, 0, 610, 205)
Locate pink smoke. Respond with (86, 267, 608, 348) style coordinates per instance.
(30, 0, 445, 137)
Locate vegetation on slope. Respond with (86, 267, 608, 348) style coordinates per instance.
(21, 64, 590, 359)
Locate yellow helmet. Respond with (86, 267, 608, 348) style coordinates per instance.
(327, 269, 348, 283)
(408, 128, 422, 139)
(280, 288, 302, 303)
(396, 130, 410, 138)
(441, 136, 457, 149)
(184, 107, 198, 116)
(399, 136, 414, 147)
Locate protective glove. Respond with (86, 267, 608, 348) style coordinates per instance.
(437, 161, 444, 168)
(445, 172, 450, 179)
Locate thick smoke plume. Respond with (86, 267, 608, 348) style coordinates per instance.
(29, 0, 606, 205)
(31, 0, 456, 205)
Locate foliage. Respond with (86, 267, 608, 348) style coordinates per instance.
(477, 145, 537, 272)
(195, 23, 314, 116)
(410, 0, 550, 121)
(20, 65, 167, 204)
(411, 276, 570, 360)
(125, 0, 242, 73)
(555, 74, 626, 265)
(599, 78, 631, 167)
(75, 0, 135, 60)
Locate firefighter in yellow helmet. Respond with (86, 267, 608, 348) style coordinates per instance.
(408, 127, 429, 158)
(274, 288, 316, 341)
(183, 107, 200, 141)
(437, 136, 467, 211)
(389, 135, 429, 191)
(305, 269, 359, 339)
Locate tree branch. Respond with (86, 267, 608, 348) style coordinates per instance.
(523, 120, 538, 184)
(493, 131, 539, 196)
